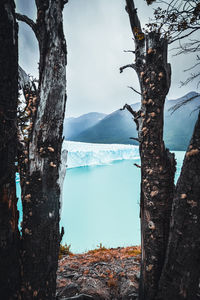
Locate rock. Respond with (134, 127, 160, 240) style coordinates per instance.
(57, 283, 79, 298)
(128, 292, 138, 300)
(57, 246, 141, 300)
(120, 278, 138, 300)
(80, 277, 110, 300)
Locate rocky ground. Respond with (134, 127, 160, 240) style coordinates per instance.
(56, 246, 141, 300)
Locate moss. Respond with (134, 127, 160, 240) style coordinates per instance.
(127, 248, 141, 256)
(59, 243, 72, 259)
(88, 243, 107, 254)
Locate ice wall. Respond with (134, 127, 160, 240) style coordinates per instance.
(63, 141, 139, 168)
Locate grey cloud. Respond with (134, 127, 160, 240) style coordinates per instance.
(16, 0, 198, 117)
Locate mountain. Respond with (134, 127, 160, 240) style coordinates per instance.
(65, 92, 200, 150)
(68, 102, 140, 145)
(164, 92, 200, 150)
(63, 112, 106, 140)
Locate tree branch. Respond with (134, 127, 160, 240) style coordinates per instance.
(128, 86, 142, 95)
(16, 13, 38, 39)
(124, 50, 136, 54)
(119, 64, 136, 73)
(125, 0, 144, 40)
(130, 137, 139, 142)
(169, 93, 200, 114)
(170, 28, 198, 44)
(134, 163, 141, 168)
(120, 103, 137, 117)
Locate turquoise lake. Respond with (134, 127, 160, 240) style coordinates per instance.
(60, 150, 185, 253)
(16, 150, 185, 254)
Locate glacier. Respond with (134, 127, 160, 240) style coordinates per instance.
(63, 141, 140, 169)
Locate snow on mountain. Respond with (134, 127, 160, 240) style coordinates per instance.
(63, 141, 139, 169)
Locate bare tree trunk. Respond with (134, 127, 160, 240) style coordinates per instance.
(123, 2, 176, 299)
(156, 111, 200, 300)
(0, 1, 20, 299)
(138, 33, 176, 300)
(17, 1, 67, 299)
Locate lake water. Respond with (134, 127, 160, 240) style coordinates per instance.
(60, 150, 185, 253)
(16, 147, 185, 254)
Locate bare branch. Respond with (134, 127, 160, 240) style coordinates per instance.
(134, 163, 141, 168)
(16, 13, 38, 39)
(128, 86, 142, 95)
(184, 60, 200, 72)
(130, 137, 139, 142)
(169, 93, 200, 114)
(120, 103, 137, 117)
(119, 64, 136, 73)
(170, 28, 199, 44)
(124, 50, 136, 54)
(181, 72, 200, 86)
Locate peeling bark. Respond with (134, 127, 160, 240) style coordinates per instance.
(0, 1, 20, 299)
(17, 1, 67, 299)
(157, 112, 200, 300)
(124, 1, 176, 300)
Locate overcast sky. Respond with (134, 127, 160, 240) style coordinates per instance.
(15, 0, 198, 117)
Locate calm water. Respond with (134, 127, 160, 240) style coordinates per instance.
(60, 151, 185, 253)
(16, 151, 185, 253)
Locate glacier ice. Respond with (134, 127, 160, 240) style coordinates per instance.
(63, 141, 140, 169)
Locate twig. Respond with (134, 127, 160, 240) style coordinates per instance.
(120, 104, 137, 117)
(170, 28, 198, 44)
(124, 50, 135, 54)
(130, 137, 139, 142)
(128, 86, 142, 96)
(119, 64, 136, 73)
(169, 93, 200, 114)
(60, 227, 65, 243)
(134, 163, 141, 168)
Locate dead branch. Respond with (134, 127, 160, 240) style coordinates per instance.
(124, 50, 136, 54)
(128, 86, 142, 95)
(169, 93, 200, 114)
(130, 137, 139, 142)
(119, 64, 136, 73)
(120, 103, 137, 117)
(170, 28, 199, 44)
(134, 163, 141, 168)
(16, 13, 38, 39)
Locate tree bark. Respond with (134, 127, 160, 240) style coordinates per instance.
(0, 1, 20, 299)
(124, 1, 176, 299)
(156, 111, 200, 300)
(17, 1, 67, 299)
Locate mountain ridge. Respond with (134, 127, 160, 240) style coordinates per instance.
(64, 92, 200, 151)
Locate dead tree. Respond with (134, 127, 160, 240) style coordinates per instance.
(0, 1, 20, 299)
(123, 1, 200, 299)
(16, 0, 68, 299)
(147, 0, 200, 88)
(156, 112, 200, 299)
(122, 1, 176, 299)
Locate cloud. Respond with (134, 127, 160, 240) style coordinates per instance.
(16, 0, 198, 117)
